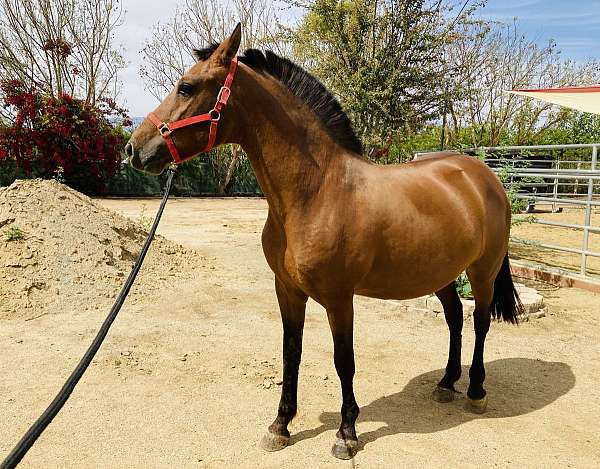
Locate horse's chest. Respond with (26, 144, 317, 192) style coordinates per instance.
(284, 235, 334, 273)
(262, 211, 367, 297)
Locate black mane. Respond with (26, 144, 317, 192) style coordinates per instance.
(194, 45, 363, 155)
(194, 43, 220, 61)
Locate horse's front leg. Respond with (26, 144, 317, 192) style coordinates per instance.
(260, 277, 307, 451)
(326, 297, 360, 460)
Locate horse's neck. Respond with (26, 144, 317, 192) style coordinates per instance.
(234, 71, 348, 219)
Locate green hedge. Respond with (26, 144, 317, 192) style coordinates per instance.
(106, 149, 260, 196)
(1, 148, 261, 196)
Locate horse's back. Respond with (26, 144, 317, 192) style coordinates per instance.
(364, 152, 508, 221)
(402, 153, 508, 215)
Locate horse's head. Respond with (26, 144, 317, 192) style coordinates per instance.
(126, 24, 242, 174)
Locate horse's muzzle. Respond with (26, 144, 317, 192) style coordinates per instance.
(126, 141, 144, 171)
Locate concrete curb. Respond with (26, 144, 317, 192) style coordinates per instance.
(510, 261, 600, 293)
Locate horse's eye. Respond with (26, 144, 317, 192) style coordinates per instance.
(178, 83, 194, 97)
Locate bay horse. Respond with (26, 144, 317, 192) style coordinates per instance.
(126, 24, 523, 460)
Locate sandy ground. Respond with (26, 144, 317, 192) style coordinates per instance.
(2, 197, 600, 468)
(511, 207, 600, 276)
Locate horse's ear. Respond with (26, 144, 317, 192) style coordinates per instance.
(213, 23, 242, 66)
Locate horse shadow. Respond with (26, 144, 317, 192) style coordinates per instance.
(290, 358, 575, 452)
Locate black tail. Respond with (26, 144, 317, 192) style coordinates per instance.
(491, 254, 524, 324)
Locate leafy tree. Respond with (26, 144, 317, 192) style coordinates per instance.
(536, 112, 600, 146)
(290, 0, 483, 157)
(444, 20, 600, 148)
(140, 0, 284, 100)
(0, 0, 125, 108)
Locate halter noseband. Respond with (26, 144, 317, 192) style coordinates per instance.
(147, 57, 238, 164)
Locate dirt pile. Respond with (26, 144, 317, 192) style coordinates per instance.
(0, 179, 204, 319)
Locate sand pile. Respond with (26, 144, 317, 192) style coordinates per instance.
(0, 179, 204, 320)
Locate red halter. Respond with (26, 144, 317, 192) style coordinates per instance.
(147, 57, 238, 164)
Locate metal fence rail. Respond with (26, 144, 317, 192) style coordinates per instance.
(477, 144, 600, 277)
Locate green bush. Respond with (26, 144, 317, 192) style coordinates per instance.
(0, 81, 128, 194)
(107, 147, 261, 196)
(4, 226, 24, 241)
(456, 273, 473, 299)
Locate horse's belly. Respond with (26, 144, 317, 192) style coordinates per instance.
(354, 241, 477, 300)
(355, 272, 458, 300)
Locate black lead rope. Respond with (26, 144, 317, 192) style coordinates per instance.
(1, 168, 177, 469)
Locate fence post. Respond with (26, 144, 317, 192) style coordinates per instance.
(575, 161, 581, 195)
(581, 145, 597, 276)
(552, 160, 560, 212)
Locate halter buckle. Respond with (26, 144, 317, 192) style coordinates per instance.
(158, 122, 171, 137)
(209, 109, 221, 122)
(217, 86, 231, 104)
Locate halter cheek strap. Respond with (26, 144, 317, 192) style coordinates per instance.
(147, 57, 238, 164)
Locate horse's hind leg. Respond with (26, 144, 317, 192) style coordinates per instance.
(432, 282, 463, 403)
(464, 267, 495, 414)
(260, 277, 307, 451)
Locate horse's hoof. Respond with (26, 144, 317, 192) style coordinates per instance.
(260, 432, 290, 452)
(331, 437, 358, 460)
(432, 386, 456, 403)
(465, 395, 488, 414)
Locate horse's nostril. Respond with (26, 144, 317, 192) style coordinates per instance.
(125, 142, 134, 158)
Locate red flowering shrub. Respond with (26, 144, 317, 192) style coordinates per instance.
(0, 80, 129, 194)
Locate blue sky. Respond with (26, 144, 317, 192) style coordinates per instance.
(118, 0, 600, 115)
(481, 0, 600, 60)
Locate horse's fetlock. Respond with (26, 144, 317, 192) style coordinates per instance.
(467, 384, 487, 401)
(278, 402, 297, 421)
(439, 372, 460, 389)
(338, 423, 358, 442)
(268, 421, 290, 438)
